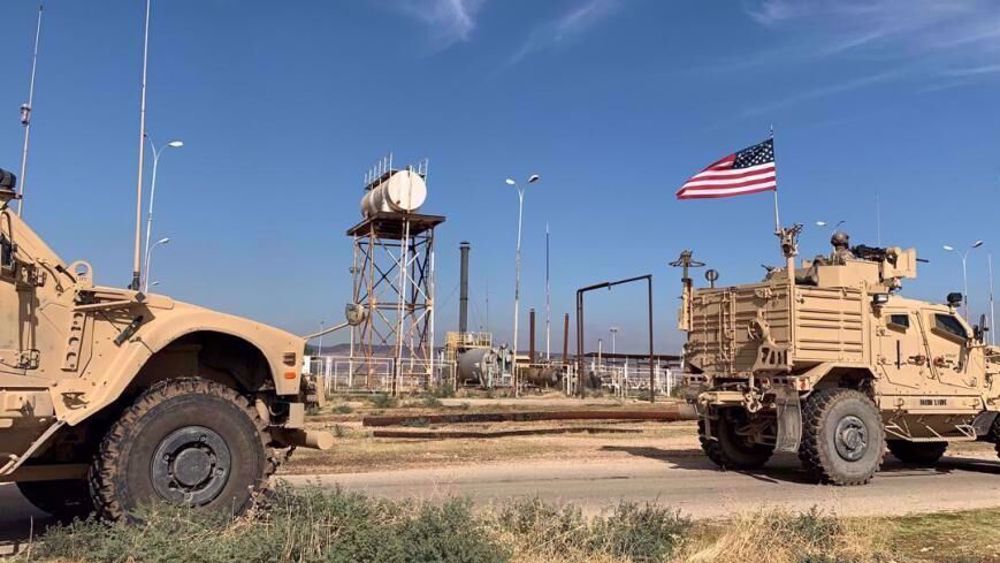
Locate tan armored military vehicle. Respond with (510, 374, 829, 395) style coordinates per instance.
(0, 168, 332, 520)
(678, 225, 1000, 485)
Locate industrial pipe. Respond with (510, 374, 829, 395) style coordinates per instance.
(576, 275, 655, 402)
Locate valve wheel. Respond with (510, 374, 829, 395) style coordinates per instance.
(152, 426, 232, 504)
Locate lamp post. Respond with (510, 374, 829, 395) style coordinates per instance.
(943, 240, 984, 320)
(610, 327, 619, 355)
(317, 321, 325, 356)
(505, 173, 540, 395)
(142, 137, 183, 291)
(990, 253, 996, 346)
(143, 237, 170, 292)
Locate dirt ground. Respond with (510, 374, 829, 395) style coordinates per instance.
(284, 394, 999, 475)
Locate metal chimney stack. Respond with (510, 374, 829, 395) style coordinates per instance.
(529, 308, 536, 364)
(459, 241, 470, 334)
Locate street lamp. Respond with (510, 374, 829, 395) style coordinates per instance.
(943, 240, 984, 320)
(317, 320, 326, 356)
(142, 137, 183, 291)
(143, 237, 170, 292)
(505, 173, 540, 395)
(610, 327, 619, 355)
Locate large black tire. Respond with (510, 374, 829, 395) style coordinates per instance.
(17, 479, 94, 521)
(887, 441, 947, 466)
(88, 378, 270, 521)
(799, 388, 884, 485)
(698, 412, 774, 470)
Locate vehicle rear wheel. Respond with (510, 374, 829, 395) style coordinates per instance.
(16, 479, 94, 521)
(88, 378, 269, 521)
(799, 388, 884, 485)
(698, 411, 773, 470)
(887, 441, 947, 466)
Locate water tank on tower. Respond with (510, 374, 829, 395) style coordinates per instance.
(360, 168, 428, 217)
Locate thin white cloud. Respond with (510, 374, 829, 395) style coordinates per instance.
(736, 0, 1000, 95)
(742, 67, 908, 117)
(390, 0, 487, 50)
(510, 0, 621, 64)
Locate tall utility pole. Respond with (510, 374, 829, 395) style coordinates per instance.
(17, 4, 44, 217)
(944, 241, 984, 321)
(504, 174, 540, 396)
(142, 137, 183, 291)
(545, 222, 551, 361)
(131, 0, 152, 290)
(990, 253, 996, 346)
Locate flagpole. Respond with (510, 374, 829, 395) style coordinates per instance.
(770, 125, 780, 233)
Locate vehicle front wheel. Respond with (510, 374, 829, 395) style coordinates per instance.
(88, 378, 270, 521)
(699, 411, 774, 470)
(887, 441, 947, 466)
(799, 388, 884, 485)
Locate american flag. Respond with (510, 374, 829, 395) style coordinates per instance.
(676, 139, 776, 200)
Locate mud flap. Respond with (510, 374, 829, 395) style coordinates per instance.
(774, 389, 801, 452)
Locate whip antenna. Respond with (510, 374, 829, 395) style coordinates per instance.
(17, 4, 44, 217)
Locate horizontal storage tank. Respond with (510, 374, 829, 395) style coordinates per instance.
(457, 348, 499, 386)
(360, 169, 428, 217)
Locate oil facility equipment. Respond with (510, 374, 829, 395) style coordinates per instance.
(348, 155, 444, 393)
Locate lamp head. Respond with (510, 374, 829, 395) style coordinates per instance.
(527, 174, 540, 184)
(505, 178, 516, 186)
(167, 140, 184, 148)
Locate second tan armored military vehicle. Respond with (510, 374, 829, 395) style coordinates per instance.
(678, 225, 1000, 485)
(0, 168, 332, 520)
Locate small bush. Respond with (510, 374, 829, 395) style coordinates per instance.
(333, 424, 347, 438)
(490, 497, 688, 562)
(590, 500, 690, 560)
(422, 395, 444, 408)
(427, 381, 456, 398)
(369, 393, 398, 409)
(333, 403, 354, 414)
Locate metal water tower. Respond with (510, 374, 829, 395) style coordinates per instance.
(348, 155, 445, 393)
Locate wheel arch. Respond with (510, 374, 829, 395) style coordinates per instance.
(806, 364, 878, 398)
(60, 311, 305, 427)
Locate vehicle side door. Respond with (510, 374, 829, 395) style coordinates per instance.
(877, 310, 929, 393)
(0, 217, 26, 376)
(921, 310, 977, 391)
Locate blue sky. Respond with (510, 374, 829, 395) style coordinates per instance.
(1, 0, 1000, 353)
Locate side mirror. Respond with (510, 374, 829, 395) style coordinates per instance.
(975, 314, 990, 342)
(947, 292, 964, 308)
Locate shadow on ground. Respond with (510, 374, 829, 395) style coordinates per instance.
(601, 445, 1000, 485)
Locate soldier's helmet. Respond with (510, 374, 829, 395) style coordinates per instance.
(831, 231, 850, 248)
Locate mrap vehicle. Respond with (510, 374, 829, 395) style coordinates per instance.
(678, 225, 1000, 485)
(0, 168, 332, 520)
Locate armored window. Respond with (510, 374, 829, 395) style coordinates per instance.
(0, 234, 12, 272)
(934, 314, 967, 340)
(888, 314, 909, 330)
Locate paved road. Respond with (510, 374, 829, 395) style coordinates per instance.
(5, 451, 1000, 554)
(284, 452, 1000, 518)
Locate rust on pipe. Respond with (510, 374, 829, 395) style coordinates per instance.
(362, 405, 696, 427)
(373, 427, 642, 439)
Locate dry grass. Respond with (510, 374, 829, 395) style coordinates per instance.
(676, 507, 890, 563)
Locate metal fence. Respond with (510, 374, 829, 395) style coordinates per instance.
(305, 355, 456, 396)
